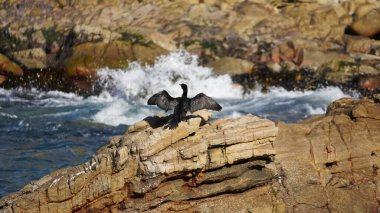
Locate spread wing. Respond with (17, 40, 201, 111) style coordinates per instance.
(186, 93, 222, 113)
(147, 90, 179, 111)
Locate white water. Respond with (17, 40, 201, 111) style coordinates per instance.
(90, 51, 350, 125)
(0, 50, 351, 126)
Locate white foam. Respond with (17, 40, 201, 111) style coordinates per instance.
(0, 112, 18, 119)
(306, 105, 325, 115)
(92, 99, 155, 126)
(96, 50, 243, 101)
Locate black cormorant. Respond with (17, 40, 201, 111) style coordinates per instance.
(147, 84, 222, 127)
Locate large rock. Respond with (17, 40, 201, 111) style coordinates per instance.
(206, 57, 254, 75)
(10, 48, 47, 69)
(350, 8, 380, 37)
(319, 60, 380, 83)
(63, 40, 168, 79)
(1, 98, 380, 212)
(0, 110, 278, 212)
(274, 98, 380, 213)
(0, 54, 23, 76)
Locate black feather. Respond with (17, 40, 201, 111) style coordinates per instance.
(147, 90, 179, 111)
(147, 84, 222, 128)
(185, 93, 222, 113)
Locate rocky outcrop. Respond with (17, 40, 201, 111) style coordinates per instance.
(0, 110, 278, 212)
(275, 97, 380, 212)
(1, 98, 380, 212)
(1, 0, 380, 94)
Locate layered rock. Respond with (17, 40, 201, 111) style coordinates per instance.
(1, 98, 380, 212)
(275, 98, 380, 212)
(0, 110, 278, 212)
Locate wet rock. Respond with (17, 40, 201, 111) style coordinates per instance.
(206, 57, 254, 75)
(0, 54, 23, 76)
(0, 75, 7, 85)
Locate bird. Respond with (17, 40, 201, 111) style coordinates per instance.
(147, 84, 222, 128)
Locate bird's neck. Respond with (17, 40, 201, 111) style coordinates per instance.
(182, 87, 187, 98)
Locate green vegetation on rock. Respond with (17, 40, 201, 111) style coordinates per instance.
(42, 28, 65, 45)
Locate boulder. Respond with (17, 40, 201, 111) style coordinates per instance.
(206, 57, 254, 75)
(320, 60, 380, 83)
(0, 75, 7, 85)
(350, 8, 380, 37)
(63, 40, 168, 79)
(10, 48, 47, 69)
(0, 54, 23, 76)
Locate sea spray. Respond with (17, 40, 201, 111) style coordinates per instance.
(96, 50, 243, 101)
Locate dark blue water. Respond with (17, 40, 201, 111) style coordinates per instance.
(0, 89, 127, 197)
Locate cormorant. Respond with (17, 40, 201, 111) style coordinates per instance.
(147, 84, 222, 127)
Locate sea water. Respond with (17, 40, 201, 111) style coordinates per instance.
(0, 51, 350, 197)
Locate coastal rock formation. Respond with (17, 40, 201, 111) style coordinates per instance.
(0, 110, 278, 212)
(1, 98, 380, 212)
(1, 0, 380, 94)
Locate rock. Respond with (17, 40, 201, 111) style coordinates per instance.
(373, 93, 380, 103)
(274, 98, 380, 212)
(320, 60, 380, 83)
(207, 57, 254, 75)
(1, 98, 380, 212)
(354, 3, 378, 20)
(0, 54, 23, 76)
(10, 48, 47, 69)
(73, 24, 121, 42)
(0, 110, 278, 212)
(63, 40, 168, 80)
(358, 75, 380, 91)
(351, 8, 380, 37)
(0, 75, 7, 85)
(301, 50, 353, 69)
(345, 35, 372, 54)
(31, 30, 46, 47)
(1, 0, 380, 94)
(326, 97, 360, 116)
(279, 41, 295, 62)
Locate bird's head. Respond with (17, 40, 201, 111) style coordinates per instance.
(180, 83, 187, 90)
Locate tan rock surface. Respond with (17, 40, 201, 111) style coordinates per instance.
(0, 110, 278, 212)
(1, 98, 380, 212)
(0, 54, 23, 76)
